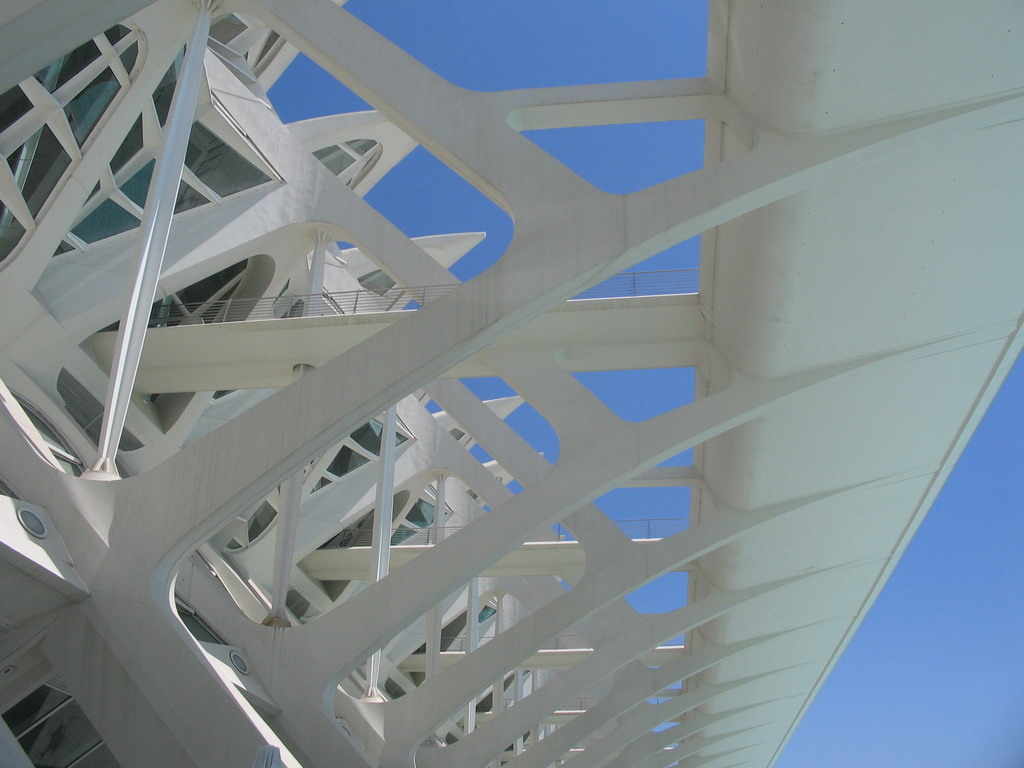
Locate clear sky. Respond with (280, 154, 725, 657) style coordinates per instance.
(268, 3, 1024, 765)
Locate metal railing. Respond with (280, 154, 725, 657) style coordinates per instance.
(145, 269, 699, 328)
(318, 517, 689, 549)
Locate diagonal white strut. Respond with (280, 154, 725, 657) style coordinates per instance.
(89, 0, 214, 478)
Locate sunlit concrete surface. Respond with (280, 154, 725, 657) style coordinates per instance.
(0, 2, 1021, 768)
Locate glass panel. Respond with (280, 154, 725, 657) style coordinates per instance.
(358, 269, 396, 295)
(349, 419, 383, 456)
(346, 138, 378, 156)
(18, 698, 102, 766)
(174, 260, 246, 305)
(103, 25, 130, 45)
(185, 123, 271, 197)
(64, 67, 120, 145)
(405, 499, 435, 528)
(479, 605, 497, 623)
(110, 116, 143, 174)
(247, 500, 276, 541)
(0, 86, 32, 132)
(71, 198, 138, 243)
(72, 743, 122, 768)
(35, 40, 101, 92)
(53, 241, 74, 256)
(177, 605, 225, 645)
(210, 14, 247, 44)
(119, 41, 139, 76)
(257, 31, 281, 63)
(312, 145, 355, 176)
(153, 54, 183, 126)
(0, 210, 26, 263)
(326, 445, 369, 476)
(9, 125, 72, 218)
(174, 180, 208, 213)
(286, 588, 319, 620)
(2, 684, 70, 737)
(120, 159, 153, 207)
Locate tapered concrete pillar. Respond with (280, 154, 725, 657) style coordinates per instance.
(425, 472, 448, 678)
(89, 0, 214, 478)
(365, 405, 398, 696)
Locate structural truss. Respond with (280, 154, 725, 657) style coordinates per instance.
(0, 2, 1021, 768)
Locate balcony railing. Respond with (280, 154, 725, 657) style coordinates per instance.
(146, 269, 698, 328)
(319, 517, 689, 549)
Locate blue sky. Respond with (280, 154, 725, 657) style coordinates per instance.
(268, 4, 1024, 765)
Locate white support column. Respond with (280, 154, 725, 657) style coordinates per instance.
(465, 576, 480, 734)
(425, 472, 448, 678)
(365, 405, 398, 697)
(306, 230, 328, 317)
(492, 592, 506, 713)
(514, 670, 525, 754)
(89, 0, 214, 478)
(263, 467, 303, 627)
(263, 229, 331, 624)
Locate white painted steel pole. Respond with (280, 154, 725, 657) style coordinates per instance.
(263, 230, 332, 623)
(306, 230, 328, 316)
(365, 405, 398, 696)
(264, 468, 304, 626)
(492, 593, 505, 713)
(90, 0, 213, 478)
(465, 577, 480, 734)
(425, 472, 447, 677)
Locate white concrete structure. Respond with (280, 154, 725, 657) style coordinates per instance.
(0, 2, 1021, 768)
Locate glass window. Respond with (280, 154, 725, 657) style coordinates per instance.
(110, 116, 143, 173)
(176, 603, 226, 645)
(153, 54, 183, 126)
(358, 269, 396, 296)
(174, 180, 208, 213)
(349, 419, 384, 456)
(9, 125, 72, 218)
(286, 588, 320, 621)
(313, 145, 355, 176)
(174, 259, 246, 305)
(185, 123, 271, 197)
(14, 395, 84, 476)
(35, 39, 101, 92)
(210, 14, 247, 44)
(0, 209, 26, 264)
(73, 743, 122, 768)
(347, 138, 378, 156)
(0, 86, 32, 132)
(64, 67, 120, 145)
(103, 25, 130, 45)
(18, 697, 103, 765)
(224, 499, 276, 551)
(119, 41, 140, 76)
(71, 198, 138, 243)
(326, 445, 369, 476)
(120, 159, 153, 207)
(257, 31, 281, 64)
(2, 684, 70, 737)
(479, 605, 497, 623)
(405, 499, 436, 528)
(56, 368, 143, 451)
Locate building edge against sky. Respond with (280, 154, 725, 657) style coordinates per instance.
(0, 2, 1021, 768)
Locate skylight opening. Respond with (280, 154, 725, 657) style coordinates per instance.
(522, 120, 705, 195)
(595, 487, 691, 539)
(267, 54, 511, 282)
(625, 571, 689, 614)
(571, 367, 696, 423)
(345, 0, 708, 89)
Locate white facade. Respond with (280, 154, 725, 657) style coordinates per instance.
(0, 2, 1021, 768)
